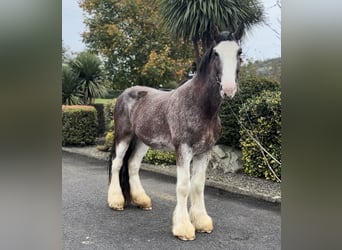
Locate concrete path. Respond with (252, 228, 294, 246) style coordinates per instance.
(63, 152, 280, 250)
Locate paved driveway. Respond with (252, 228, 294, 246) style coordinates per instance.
(63, 152, 280, 250)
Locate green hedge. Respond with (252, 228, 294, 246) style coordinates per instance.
(239, 90, 281, 182)
(143, 149, 176, 166)
(218, 76, 280, 148)
(62, 105, 98, 146)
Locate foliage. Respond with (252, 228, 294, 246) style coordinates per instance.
(94, 98, 113, 104)
(62, 41, 70, 63)
(218, 76, 280, 148)
(80, 0, 193, 90)
(62, 64, 83, 105)
(62, 105, 98, 146)
(159, 0, 264, 65)
(241, 57, 281, 82)
(141, 45, 188, 88)
(103, 99, 117, 132)
(69, 52, 107, 104)
(97, 131, 115, 152)
(239, 90, 281, 182)
(143, 149, 176, 166)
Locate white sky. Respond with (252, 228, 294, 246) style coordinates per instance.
(62, 0, 281, 61)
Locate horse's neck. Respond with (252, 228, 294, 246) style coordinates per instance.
(189, 75, 222, 119)
(196, 75, 221, 118)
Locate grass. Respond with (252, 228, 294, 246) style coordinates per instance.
(94, 98, 113, 104)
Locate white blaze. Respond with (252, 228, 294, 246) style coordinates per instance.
(214, 41, 240, 98)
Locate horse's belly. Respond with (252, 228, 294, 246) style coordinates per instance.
(136, 128, 174, 151)
(145, 136, 175, 151)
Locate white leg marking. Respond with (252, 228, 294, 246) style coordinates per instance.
(190, 151, 213, 233)
(108, 141, 129, 210)
(128, 140, 152, 210)
(172, 144, 195, 241)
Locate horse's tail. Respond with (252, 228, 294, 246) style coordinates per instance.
(108, 137, 116, 185)
(108, 136, 136, 206)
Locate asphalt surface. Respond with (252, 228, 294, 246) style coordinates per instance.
(63, 152, 280, 250)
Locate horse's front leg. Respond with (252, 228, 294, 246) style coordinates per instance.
(190, 151, 213, 233)
(172, 144, 196, 241)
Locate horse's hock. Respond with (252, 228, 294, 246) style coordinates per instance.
(209, 145, 243, 174)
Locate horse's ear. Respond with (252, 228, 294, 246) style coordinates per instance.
(213, 25, 220, 42)
(233, 23, 245, 41)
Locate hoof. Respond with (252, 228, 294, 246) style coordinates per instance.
(140, 206, 152, 211)
(108, 192, 125, 211)
(172, 222, 196, 241)
(190, 212, 214, 233)
(110, 206, 124, 211)
(197, 229, 213, 234)
(176, 235, 196, 241)
(132, 193, 152, 210)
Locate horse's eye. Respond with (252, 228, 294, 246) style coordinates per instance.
(214, 51, 219, 57)
(237, 49, 242, 56)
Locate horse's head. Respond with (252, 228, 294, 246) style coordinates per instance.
(211, 25, 244, 98)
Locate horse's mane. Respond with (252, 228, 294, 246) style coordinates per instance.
(197, 46, 214, 77)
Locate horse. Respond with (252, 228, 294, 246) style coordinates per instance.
(107, 26, 244, 241)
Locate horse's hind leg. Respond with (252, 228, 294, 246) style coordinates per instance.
(108, 138, 131, 210)
(128, 139, 152, 210)
(189, 151, 213, 233)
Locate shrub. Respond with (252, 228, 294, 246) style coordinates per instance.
(218, 76, 280, 148)
(62, 105, 98, 146)
(104, 99, 116, 132)
(143, 149, 176, 166)
(96, 131, 115, 151)
(239, 90, 281, 182)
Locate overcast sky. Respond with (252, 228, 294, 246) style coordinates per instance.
(62, 0, 281, 61)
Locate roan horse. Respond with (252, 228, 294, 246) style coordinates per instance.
(108, 26, 244, 241)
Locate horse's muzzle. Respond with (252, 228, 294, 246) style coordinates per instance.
(220, 84, 237, 98)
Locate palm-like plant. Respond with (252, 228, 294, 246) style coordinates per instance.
(159, 0, 264, 66)
(62, 64, 83, 105)
(70, 52, 107, 104)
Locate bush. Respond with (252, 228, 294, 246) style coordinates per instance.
(104, 99, 116, 132)
(143, 149, 176, 166)
(62, 105, 98, 146)
(97, 131, 115, 152)
(90, 103, 105, 135)
(218, 76, 280, 148)
(239, 90, 281, 182)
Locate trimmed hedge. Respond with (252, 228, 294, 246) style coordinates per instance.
(62, 105, 98, 146)
(218, 76, 280, 148)
(239, 90, 281, 182)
